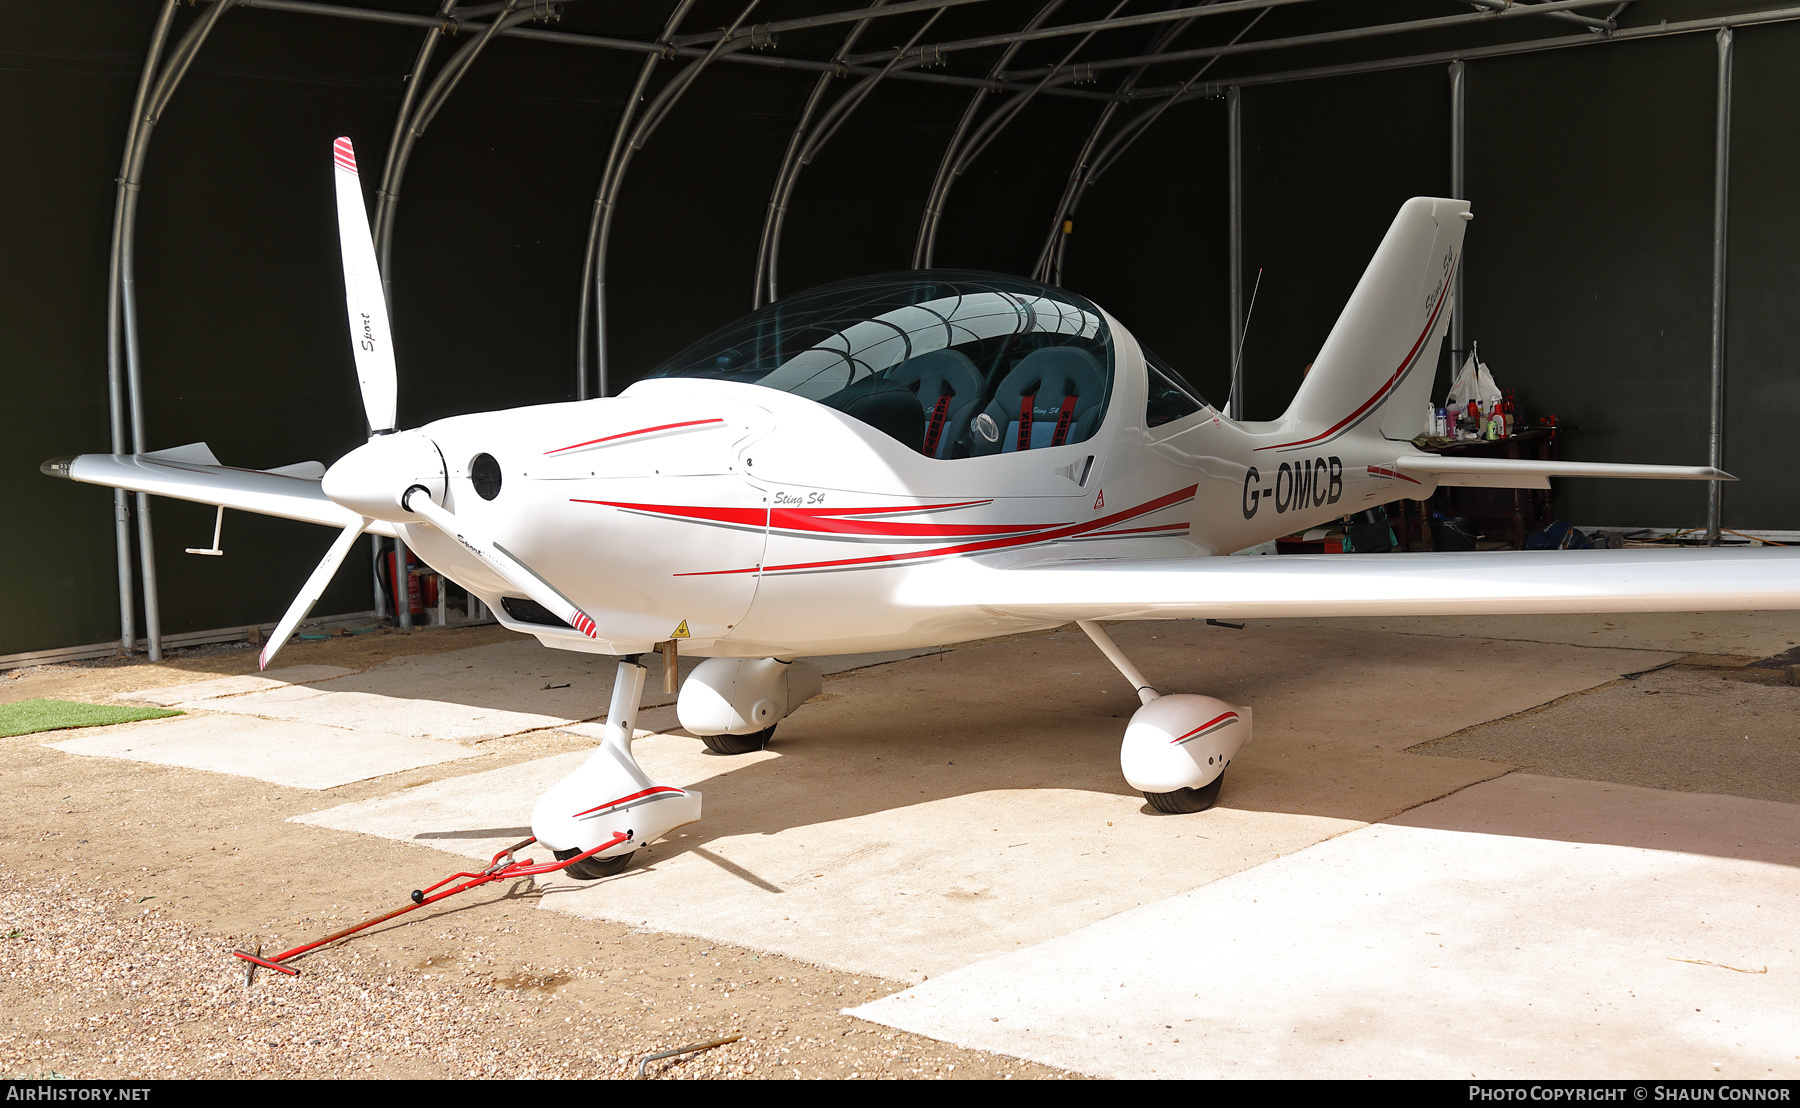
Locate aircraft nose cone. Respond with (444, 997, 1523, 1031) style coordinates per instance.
(322, 430, 446, 522)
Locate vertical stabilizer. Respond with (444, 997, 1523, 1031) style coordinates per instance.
(1280, 197, 1468, 445)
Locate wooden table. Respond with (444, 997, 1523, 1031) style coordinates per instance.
(1390, 427, 1557, 550)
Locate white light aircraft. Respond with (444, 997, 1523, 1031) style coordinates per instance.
(45, 138, 1800, 877)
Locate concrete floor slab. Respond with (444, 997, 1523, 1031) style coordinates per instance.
(292, 749, 585, 858)
(851, 774, 1800, 1079)
(1416, 666, 1800, 804)
(1011, 621, 1676, 752)
(295, 625, 1513, 983)
(196, 684, 574, 744)
(47, 713, 482, 789)
(110, 666, 355, 706)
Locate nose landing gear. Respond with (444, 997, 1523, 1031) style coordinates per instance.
(530, 655, 702, 879)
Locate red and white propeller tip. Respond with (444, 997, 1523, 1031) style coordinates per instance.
(332, 136, 398, 436)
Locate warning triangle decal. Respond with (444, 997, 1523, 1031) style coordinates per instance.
(1093, 489, 1105, 510)
(672, 620, 690, 639)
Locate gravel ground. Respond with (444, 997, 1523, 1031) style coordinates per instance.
(0, 632, 1074, 1081)
(0, 869, 1070, 1080)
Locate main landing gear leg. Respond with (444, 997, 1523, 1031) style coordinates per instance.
(529, 655, 702, 879)
(1076, 621, 1252, 814)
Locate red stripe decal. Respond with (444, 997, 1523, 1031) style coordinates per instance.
(573, 499, 1019, 540)
(1171, 712, 1239, 745)
(1256, 254, 1458, 453)
(571, 785, 685, 820)
(1087, 523, 1191, 537)
(545, 418, 726, 456)
(677, 485, 1199, 576)
(1367, 465, 1422, 485)
(573, 500, 768, 528)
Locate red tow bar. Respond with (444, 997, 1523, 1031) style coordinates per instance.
(232, 831, 630, 977)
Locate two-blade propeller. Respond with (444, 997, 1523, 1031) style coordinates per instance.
(258, 138, 599, 669)
(332, 135, 397, 437)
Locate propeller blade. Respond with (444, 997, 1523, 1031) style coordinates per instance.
(401, 487, 600, 639)
(332, 136, 398, 435)
(260, 518, 371, 670)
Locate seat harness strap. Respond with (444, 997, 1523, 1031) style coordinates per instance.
(1051, 392, 1078, 447)
(923, 388, 954, 457)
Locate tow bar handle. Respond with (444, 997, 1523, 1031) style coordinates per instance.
(232, 830, 631, 976)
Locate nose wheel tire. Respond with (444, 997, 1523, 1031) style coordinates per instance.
(1143, 770, 1225, 814)
(554, 848, 635, 879)
(699, 723, 776, 756)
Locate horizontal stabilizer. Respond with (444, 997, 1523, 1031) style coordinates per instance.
(264, 460, 328, 479)
(45, 451, 394, 536)
(142, 442, 222, 466)
(906, 548, 1800, 623)
(1392, 455, 1734, 490)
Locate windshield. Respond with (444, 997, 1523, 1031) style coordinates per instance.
(646, 272, 1114, 459)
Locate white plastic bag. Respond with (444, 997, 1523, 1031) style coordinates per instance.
(1445, 349, 1500, 411)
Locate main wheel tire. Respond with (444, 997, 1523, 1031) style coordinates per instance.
(555, 848, 635, 880)
(1143, 770, 1226, 814)
(699, 723, 776, 755)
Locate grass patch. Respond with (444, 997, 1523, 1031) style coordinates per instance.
(0, 698, 181, 737)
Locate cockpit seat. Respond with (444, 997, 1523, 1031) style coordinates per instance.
(820, 348, 985, 458)
(822, 379, 925, 450)
(884, 349, 984, 459)
(969, 346, 1107, 456)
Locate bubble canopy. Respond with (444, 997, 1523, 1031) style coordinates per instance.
(645, 272, 1115, 459)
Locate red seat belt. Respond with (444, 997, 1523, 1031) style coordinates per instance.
(923, 391, 953, 457)
(1017, 393, 1035, 452)
(1050, 393, 1078, 447)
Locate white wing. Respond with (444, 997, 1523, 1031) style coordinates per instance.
(906, 548, 1800, 622)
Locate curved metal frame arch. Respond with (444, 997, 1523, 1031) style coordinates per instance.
(104, 0, 181, 656)
(373, 1, 538, 298)
(110, 0, 241, 660)
(911, 0, 1065, 270)
(755, 3, 952, 307)
(914, 0, 1131, 270)
(584, 0, 762, 398)
(1027, 10, 1205, 284)
(371, 0, 464, 306)
(576, 0, 699, 400)
(750, 1, 888, 309)
(1031, 4, 1272, 286)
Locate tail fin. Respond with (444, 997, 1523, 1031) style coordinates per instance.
(1280, 197, 1468, 445)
